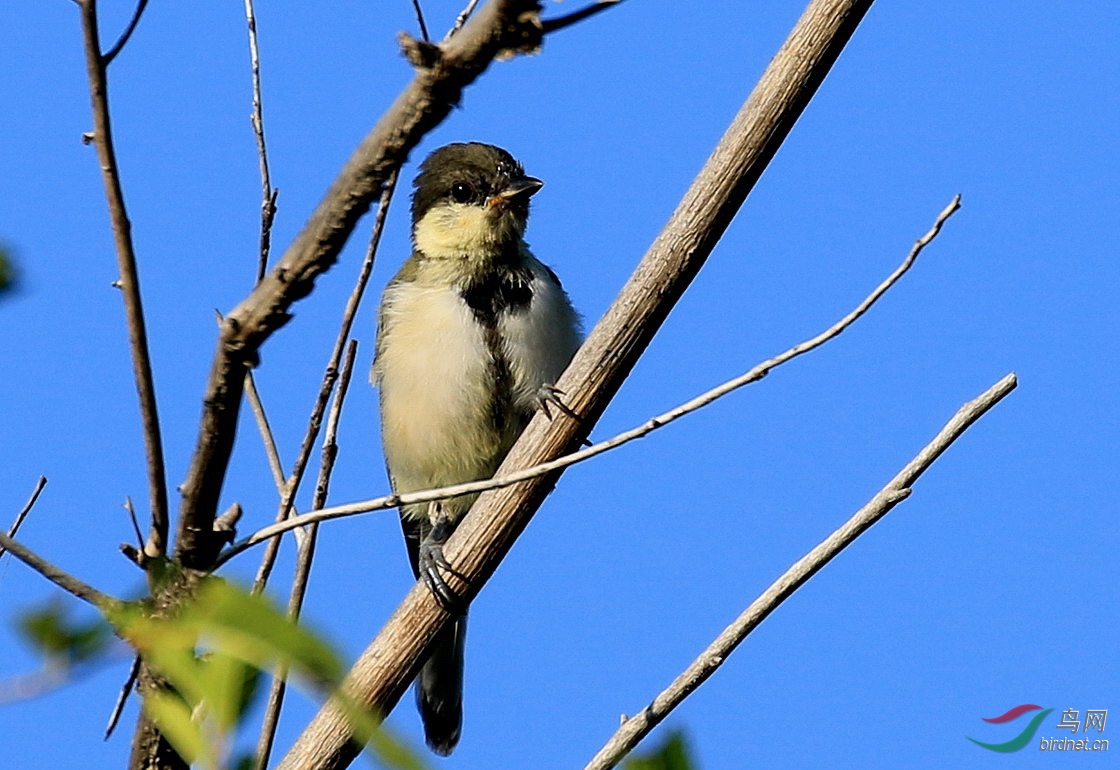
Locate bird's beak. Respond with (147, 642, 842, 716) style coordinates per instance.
(488, 176, 543, 209)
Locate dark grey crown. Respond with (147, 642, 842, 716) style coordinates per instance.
(411, 142, 528, 223)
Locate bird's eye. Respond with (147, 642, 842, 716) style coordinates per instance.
(450, 182, 474, 203)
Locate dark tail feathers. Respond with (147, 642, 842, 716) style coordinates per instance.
(416, 615, 467, 755)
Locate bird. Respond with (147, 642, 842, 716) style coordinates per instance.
(372, 142, 582, 754)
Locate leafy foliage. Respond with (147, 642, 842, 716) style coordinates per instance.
(99, 577, 426, 770)
(624, 730, 697, 770)
(17, 598, 112, 666)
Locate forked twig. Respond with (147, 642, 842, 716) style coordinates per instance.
(244, 370, 294, 501)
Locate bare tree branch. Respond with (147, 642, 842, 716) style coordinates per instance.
(253, 339, 360, 770)
(276, 0, 877, 767)
(0, 476, 46, 557)
(584, 373, 1018, 768)
(0, 532, 118, 610)
(217, 194, 962, 560)
(77, 0, 169, 562)
(175, 0, 558, 570)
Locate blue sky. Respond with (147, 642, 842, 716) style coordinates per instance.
(1, 1, 1117, 768)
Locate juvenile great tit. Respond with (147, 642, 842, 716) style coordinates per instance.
(372, 142, 582, 754)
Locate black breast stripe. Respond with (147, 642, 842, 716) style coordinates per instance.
(459, 268, 536, 435)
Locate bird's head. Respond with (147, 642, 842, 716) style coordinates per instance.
(410, 142, 543, 260)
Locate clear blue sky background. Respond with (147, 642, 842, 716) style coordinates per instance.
(1, 1, 1117, 768)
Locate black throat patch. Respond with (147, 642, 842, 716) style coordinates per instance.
(460, 268, 534, 327)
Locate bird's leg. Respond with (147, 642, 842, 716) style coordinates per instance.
(536, 384, 594, 447)
(535, 383, 579, 422)
(419, 501, 468, 613)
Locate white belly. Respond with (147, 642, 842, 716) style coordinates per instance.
(375, 282, 505, 503)
(373, 258, 581, 523)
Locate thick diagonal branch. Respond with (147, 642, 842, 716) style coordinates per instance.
(278, 0, 876, 767)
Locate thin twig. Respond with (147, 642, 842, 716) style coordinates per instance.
(448, 0, 480, 36)
(0, 476, 47, 557)
(253, 340, 359, 770)
(243, 0, 277, 283)
(77, 0, 169, 561)
(540, 0, 624, 34)
(0, 532, 117, 609)
(119, 496, 147, 567)
(218, 196, 962, 564)
(584, 372, 1018, 769)
(250, 169, 399, 593)
(244, 370, 307, 550)
(102, 0, 149, 66)
(245, 372, 287, 489)
(104, 655, 141, 740)
(123, 497, 143, 551)
(410, 0, 431, 42)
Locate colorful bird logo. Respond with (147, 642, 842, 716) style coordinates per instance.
(967, 704, 1054, 752)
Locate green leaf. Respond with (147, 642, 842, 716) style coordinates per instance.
(231, 753, 256, 770)
(330, 692, 428, 770)
(106, 579, 428, 770)
(185, 578, 343, 685)
(17, 599, 111, 665)
(624, 730, 696, 770)
(364, 721, 430, 770)
(145, 690, 209, 768)
(194, 651, 253, 731)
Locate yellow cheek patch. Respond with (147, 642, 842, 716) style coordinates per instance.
(414, 204, 496, 259)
